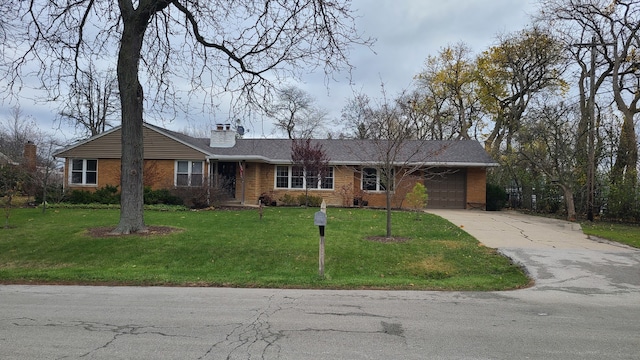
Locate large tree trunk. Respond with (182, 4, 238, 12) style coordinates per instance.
(560, 184, 576, 222)
(612, 114, 638, 187)
(111, 7, 150, 235)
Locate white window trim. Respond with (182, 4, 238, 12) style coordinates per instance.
(175, 160, 204, 187)
(69, 159, 98, 186)
(361, 167, 394, 192)
(274, 165, 334, 190)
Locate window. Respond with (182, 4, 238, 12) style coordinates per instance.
(276, 166, 289, 188)
(307, 167, 334, 189)
(175, 160, 204, 187)
(291, 166, 304, 189)
(321, 167, 334, 189)
(191, 161, 203, 186)
(362, 167, 394, 191)
(362, 168, 378, 191)
(70, 159, 97, 185)
(275, 165, 334, 190)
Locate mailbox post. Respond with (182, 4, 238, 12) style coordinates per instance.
(314, 203, 327, 278)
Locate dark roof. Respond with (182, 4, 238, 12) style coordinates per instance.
(207, 138, 497, 166)
(56, 123, 498, 167)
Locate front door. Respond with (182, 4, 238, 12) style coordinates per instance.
(213, 162, 237, 198)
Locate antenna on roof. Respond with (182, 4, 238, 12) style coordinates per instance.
(234, 119, 246, 138)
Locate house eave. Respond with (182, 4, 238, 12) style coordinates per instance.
(206, 157, 499, 168)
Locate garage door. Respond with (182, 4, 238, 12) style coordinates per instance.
(424, 168, 466, 209)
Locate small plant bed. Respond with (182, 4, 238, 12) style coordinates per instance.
(86, 226, 181, 238)
(0, 207, 530, 291)
(366, 236, 410, 243)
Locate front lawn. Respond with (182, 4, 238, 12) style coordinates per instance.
(581, 222, 640, 248)
(0, 207, 530, 290)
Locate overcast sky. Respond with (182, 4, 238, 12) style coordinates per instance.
(289, 0, 540, 138)
(1, 0, 539, 141)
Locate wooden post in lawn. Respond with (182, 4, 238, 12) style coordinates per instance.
(314, 200, 327, 278)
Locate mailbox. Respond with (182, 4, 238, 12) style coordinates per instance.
(314, 211, 327, 226)
(314, 211, 327, 236)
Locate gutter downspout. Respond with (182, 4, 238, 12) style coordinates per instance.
(239, 160, 246, 205)
(206, 158, 211, 206)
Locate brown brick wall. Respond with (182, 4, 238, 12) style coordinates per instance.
(241, 164, 355, 207)
(143, 160, 176, 189)
(64, 159, 190, 192)
(63, 157, 489, 210)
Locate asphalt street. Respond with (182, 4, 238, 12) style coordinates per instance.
(1, 210, 639, 359)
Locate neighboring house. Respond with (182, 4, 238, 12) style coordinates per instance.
(0, 151, 18, 167)
(53, 122, 498, 209)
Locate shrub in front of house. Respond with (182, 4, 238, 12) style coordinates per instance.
(279, 193, 324, 207)
(144, 187, 183, 206)
(486, 183, 507, 211)
(92, 185, 120, 204)
(297, 194, 323, 207)
(258, 192, 277, 206)
(65, 185, 119, 205)
(279, 193, 298, 206)
(35, 184, 65, 204)
(64, 186, 183, 206)
(169, 185, 234, 209)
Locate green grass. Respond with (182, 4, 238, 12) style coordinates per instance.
(581, 222, 640, 248)
(0, 207, 530, 291)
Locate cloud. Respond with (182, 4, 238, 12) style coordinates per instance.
(289, 0, 538, 137)
(3, 0, 538, 140)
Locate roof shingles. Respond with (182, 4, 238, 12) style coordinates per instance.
(55, 123, 498, 167)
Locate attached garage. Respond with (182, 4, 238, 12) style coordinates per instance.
(425, 168, 467, 209)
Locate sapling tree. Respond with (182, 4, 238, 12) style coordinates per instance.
(345, 86, 447, 238)
(291, 138, 330, 207)
(405, 182, 428, 219)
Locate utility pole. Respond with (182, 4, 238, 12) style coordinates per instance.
(586, 36, 597, 222)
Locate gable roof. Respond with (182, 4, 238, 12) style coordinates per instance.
(54, 123, 498, 167)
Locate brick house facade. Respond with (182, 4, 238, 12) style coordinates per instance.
(53, 123, 498, 209)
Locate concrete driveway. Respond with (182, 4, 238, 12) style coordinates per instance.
(428, 210, 640, 299)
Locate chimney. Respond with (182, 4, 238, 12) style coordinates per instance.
(24, 141, 37, 171)
(210, 123, 236, 148)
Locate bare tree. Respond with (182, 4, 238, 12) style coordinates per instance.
(517, 101, 580, 220)
(6, 1, 372, 234)
(347, 86, 444, 238)
(539, 0, 640, 217)
(269, 86, 328, 139)
(58, 62, 119, 137)
(0, 106, 42, 161)
(340, 93, 375, 139)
